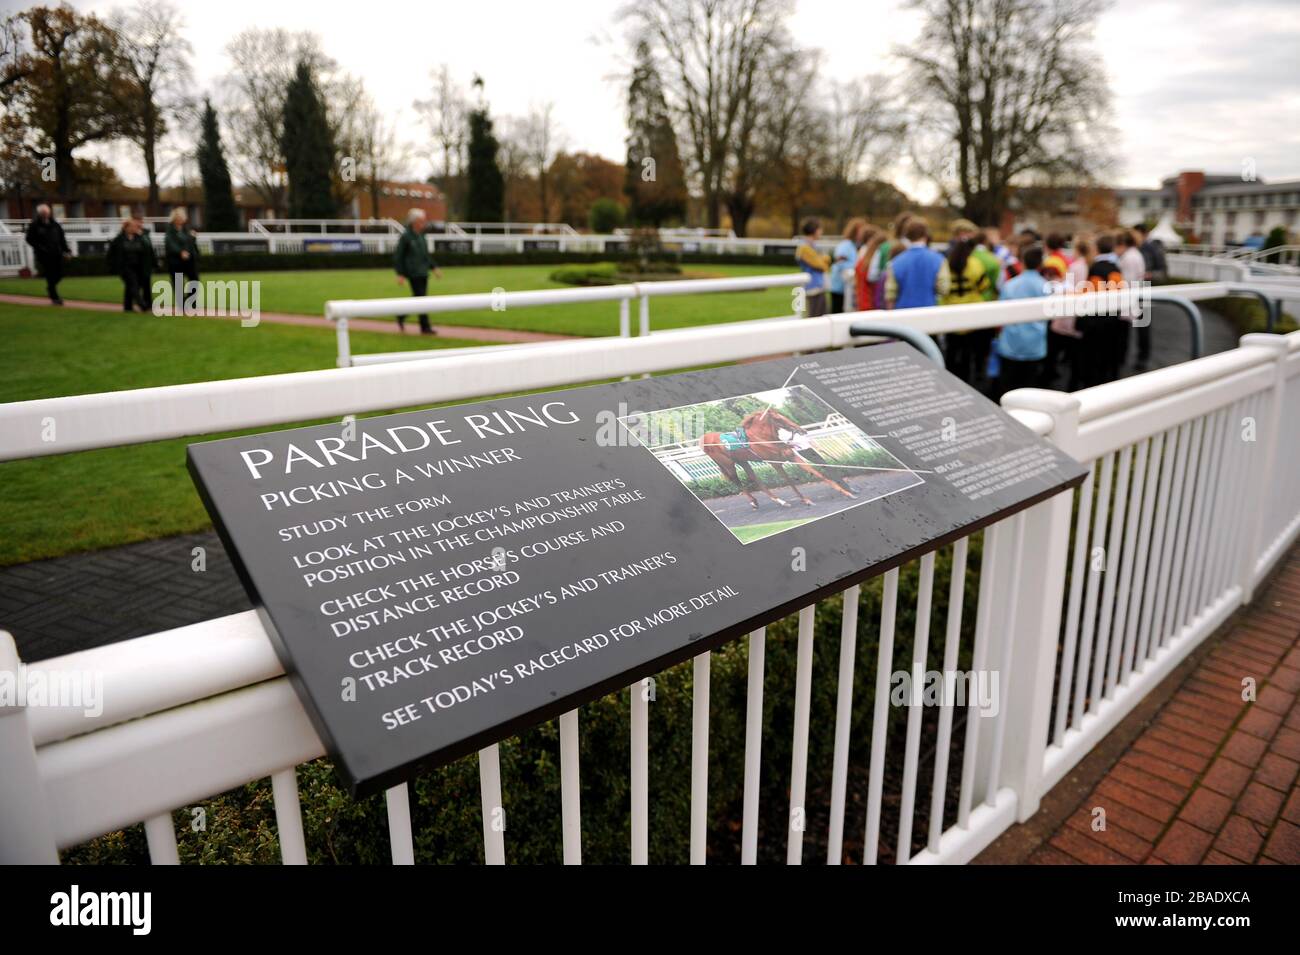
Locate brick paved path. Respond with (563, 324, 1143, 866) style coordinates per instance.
(1029, 549, 1300, 865)
(0, 531, 248, 662)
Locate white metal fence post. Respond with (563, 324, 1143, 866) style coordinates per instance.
(996, 390, 1081, 821)
(0, 631, 60, 863)
(1237, 334, 1290, 601)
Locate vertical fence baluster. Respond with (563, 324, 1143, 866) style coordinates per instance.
(385, 784, 414, 865)
(928, 538, 968, 853)
(1217, 395, 1257, 601)
(985, 514, 1028, 806)
(479, 746, 506, 865)
(1176, 414, 1214, 630)
(271, 767, 307, 865)
(1216, 395, 1248, 594)
(1193, 409, 1232, 615)
(1167, 417, 1206, 642)
(1138, 424, 1181, 666)
(896, 552, 935, 862)
(144, 813, 179, 865)
(1073, 452, 1113, 724)
(1054, 466, 1095, 744)
(1148, 422, 1191, 658)
(827, 585, 861, 865)
(630, 680, 649, 865)
(786, 605, 816, 865)
(1094, 445, 1132, 701)
(1121, 433, 1164, 682)
(559, 709, 581, 865)
(959, 525, 1000, 826)
(1107, 441, 1146, 694)
(864, 569, 899, 863)
(741, 628, 766, 865)
(690, 652, 711, 865)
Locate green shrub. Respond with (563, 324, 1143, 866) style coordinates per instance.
(588, 198, 626, 235)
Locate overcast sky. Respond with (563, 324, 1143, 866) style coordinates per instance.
(29, 0, 1300, 200)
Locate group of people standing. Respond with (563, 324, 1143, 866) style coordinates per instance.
(23, 206, 201, 311)
(794, 212, 1170, 395)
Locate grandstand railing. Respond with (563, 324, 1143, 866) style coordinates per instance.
(2, 284, 1298, 865)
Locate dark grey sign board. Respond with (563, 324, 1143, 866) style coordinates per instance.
(188, 342, 1086, 795)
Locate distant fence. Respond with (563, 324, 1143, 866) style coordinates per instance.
(0, 217, 841, 275)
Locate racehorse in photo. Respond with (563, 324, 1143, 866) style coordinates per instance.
(701, 408, 857, 509)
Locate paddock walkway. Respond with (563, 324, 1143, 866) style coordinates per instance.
(981, 547, 1300, 865)
(0, 292, 574, 343)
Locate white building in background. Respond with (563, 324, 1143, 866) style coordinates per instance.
(1113, 171, 1300, 247)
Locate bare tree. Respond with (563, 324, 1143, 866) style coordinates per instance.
(220, 28, 335, 215)
(822, 76, 905, 227)
(111, 0, 193, 215)
(897, 0, 1113, 225)
(413, 64, 467, 213)
(0, 11, 29, 102)
(352, 90, 411, 218)
(751, 48, 823, 234)
(495, 116, 530, 221)
(519, 101, 563, 221)
(624, 0, 791, 231)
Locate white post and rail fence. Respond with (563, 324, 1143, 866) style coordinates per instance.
(1, 285, 1298, 864)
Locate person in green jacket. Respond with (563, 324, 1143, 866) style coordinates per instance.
(393, 208, 442, 334)
(164, 208, 199, 309)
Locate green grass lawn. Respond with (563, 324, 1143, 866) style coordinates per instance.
(0, 302, 492, 563)
(0, 260, 797, 565)
(0, 262, 799, 338)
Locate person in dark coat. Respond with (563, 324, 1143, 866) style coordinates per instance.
(393, 208, 442, 334)
(164, 208, 199, 307)
(131, 217, 157, 309)
(24, 204, 71, 305)
(107, 218, 156, 312)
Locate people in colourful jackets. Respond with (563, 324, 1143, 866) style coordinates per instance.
(885, 219, 949, 309)
(830, 218, 866, 313)
(995, 244, 1053, 398)
(942, 236, 994, 383)
(795, 217, 831, 317)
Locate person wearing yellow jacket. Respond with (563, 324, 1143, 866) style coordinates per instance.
(942, 236, 994, 384)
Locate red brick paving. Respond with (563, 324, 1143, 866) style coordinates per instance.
(1031, 550, 1300, 865)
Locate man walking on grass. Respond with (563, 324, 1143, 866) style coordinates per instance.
(108, 218, 156, 312)
(24, 203, 70, 305)
(393, 208, 443, 334)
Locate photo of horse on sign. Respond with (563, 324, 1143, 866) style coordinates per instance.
(618, 385, 924, 544)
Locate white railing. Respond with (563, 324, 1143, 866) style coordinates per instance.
(444, 221, 580, 236)
(17, 220, 839, 262)
(0, 217, 171, 236)
(2, 293, 1298, 865)
(248, 218, 403, 236)
(325, 273, 811, 366)
(325, 279, 1268, 368)
(0, 234, 30, 274)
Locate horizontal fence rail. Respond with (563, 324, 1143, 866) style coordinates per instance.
(326, 272, 811, 367)
(2, 277, 1298, 864)
(2, 282, 1270, 461)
